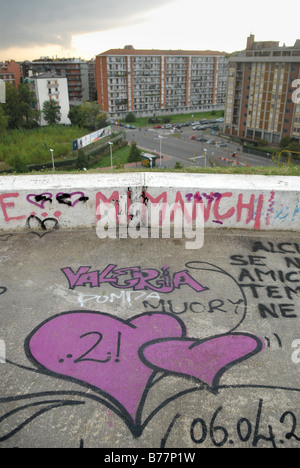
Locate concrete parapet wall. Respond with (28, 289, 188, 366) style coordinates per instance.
(0, 173, 299, 232)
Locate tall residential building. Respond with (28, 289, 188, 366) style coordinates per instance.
(22, 58, 90, 104)
(0, 60, 21, 88)
(225, 35, 300, 144)
(95, 47, 228, 117)
(25, 72, 70, 126)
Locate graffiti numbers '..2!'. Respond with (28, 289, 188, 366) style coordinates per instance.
(59, 331, 122, 365)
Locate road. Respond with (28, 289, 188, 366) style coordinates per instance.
(123, 126, 274, 169)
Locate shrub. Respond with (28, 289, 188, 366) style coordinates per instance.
(125, 112, 136, 123)
(75, 149, 89, 170)
(10, 154, 28, 173)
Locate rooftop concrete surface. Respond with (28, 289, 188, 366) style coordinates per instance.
(0, 227, 300, 448)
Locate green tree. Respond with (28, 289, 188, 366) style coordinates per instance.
(2, 82, 40, 129)
(125, 112, 136, 123)
(18, 83, 40, 128)
(280, 136, 291, 148)
(128, 142, 142, 166)
(75, 149, 89, 170)
(42, 100, 61, 125)
(68, 102, 108, 130)
(0, 106, 8, 133)
(3, 83, 22, 129)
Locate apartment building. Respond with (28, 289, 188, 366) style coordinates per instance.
(22, 59, 90, 104)
(25, 72, 70, 126)
(96, 47, 228, 117)
(225, 35, 300, 144)
(0, 60, 21, 88)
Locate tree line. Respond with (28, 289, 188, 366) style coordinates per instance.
(0, 82, 108, 132)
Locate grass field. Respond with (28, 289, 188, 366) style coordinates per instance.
(0, 125, 87, 167)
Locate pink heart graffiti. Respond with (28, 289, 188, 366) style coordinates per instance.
(56, 192, 88, 207)
(26, 193, 53, 209)
(26, 311, 264, 436)
(140, 334, 265, 388)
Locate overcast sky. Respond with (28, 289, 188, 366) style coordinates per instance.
(0, 0, 299, 61)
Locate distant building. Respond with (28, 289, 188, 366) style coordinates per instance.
(26, 72, 70, 126)
(95, 47, 228, 118)
(22, 58, 91, 104)
(224, 35, 300, 144)
(0, 60, 21, 88)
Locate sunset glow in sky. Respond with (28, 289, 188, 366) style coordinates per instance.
(0, 0, 299, 61)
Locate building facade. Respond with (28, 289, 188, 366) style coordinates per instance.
(0, 60, 21, 88)
(26, 73, 70, 126)
(96, 47, 228, 117)
(225, 35, 300, 144)
(22, 59, 90, 104)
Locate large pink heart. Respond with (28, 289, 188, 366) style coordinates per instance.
(140, 333, 264, 389)
(26, 311, 185, 429)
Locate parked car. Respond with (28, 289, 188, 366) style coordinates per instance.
(196, 138, 207, 142)
(207, 140, 216, 145)
(218, 142, 227, 147)
(190, 135, 196, 140)
(153, 125, 162, 129)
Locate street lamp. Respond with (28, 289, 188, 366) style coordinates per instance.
(50, 149, 55, 172)
(108, 142, 114, 169)
(157, 135, 165, 167)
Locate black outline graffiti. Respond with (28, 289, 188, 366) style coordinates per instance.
(0, 287, 7, 296)
(26, 215, 59, 238)
(0, 234, 13, 242)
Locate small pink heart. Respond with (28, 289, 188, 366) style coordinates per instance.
(26, 311, 185, 428)
(26, 193, 53, 209)
(140, 333, 264, 389)
(56, 192, 88, 207)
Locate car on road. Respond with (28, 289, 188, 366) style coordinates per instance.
(196, 138, 207, 142)
(190, 135, 196, 140)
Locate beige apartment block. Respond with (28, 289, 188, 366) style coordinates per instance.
(96, 46, 228, 118)
(225, 35, 300, 144)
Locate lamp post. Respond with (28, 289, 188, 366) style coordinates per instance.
(108, 142, 114, 169)
(50, 149, 55, 172)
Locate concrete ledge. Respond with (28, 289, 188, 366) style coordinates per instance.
(0, 173, 299, 232)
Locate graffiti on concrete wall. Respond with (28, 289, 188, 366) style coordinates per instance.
(0, 188, 299, 232)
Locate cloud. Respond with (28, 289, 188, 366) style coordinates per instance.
(0, 0, 177, 49)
